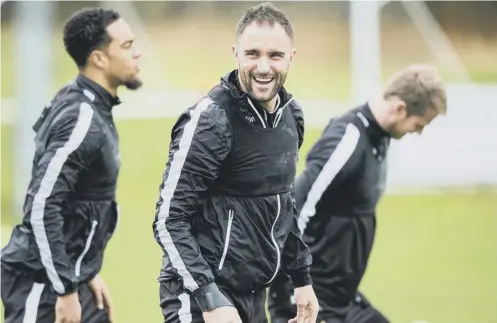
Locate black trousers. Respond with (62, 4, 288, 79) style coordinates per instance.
(159, 280, 268, 323)
(1, 266, 109, 323)
(268, 273, 389, 323)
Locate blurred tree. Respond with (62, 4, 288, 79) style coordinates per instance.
(427, 1, 497, 39)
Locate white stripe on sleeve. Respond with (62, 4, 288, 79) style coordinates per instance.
(298, 123, 361, 233)
(30, 102, 94, 295)
(155, 97, 213, 292)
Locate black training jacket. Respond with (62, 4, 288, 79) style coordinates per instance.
(1, 74, 121, 296)
(295, 104, 390, 315)
(153, 70, 312, 312)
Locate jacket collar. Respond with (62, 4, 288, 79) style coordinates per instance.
(219, 70, 296, 128)
(76, 74, 121, 111)
(356, 103, 391, 140)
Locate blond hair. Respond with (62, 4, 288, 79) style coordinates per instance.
(383, 64, 447, 116)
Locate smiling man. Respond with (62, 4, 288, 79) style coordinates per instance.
(1, 7, 142, 323)
(152, 2, 318, 323)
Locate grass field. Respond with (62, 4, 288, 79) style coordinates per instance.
(1, 118, 497, 323)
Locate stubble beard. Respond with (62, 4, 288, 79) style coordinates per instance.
(124, 77, 143, 91)
(241, 70, 286, 103)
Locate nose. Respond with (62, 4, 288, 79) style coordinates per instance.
(133, 47, 143, 59)
(256, 57, 270, 74)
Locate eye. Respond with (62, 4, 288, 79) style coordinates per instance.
(122, 41, 133, 49)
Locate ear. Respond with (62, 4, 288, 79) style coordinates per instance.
(232, 44, 238, 59)
(88, 50, 108, 70)
(289, 48, 297, 69)
(396, 99, 407, 117)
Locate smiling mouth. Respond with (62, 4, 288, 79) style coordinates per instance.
(252, 76, 274, 85)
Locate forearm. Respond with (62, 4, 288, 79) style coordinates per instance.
(29, 198, 78, 295)
(153, 211, 233, 311)
(281, 231, 313, 288)
(154, 215, 215, 288)
(282, 195, 313, 288)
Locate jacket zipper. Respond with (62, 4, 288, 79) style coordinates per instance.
(74, 220, 98, 277)
(218, 210, 234, 270)
(266, 194, 282, 284)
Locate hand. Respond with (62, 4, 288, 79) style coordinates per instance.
(203, 306, 242, 323)
(88, 274, 115, 322)
(288, 285, 319, 323)
(55, 292, 81, 323)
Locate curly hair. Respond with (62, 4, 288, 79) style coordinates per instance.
(63, 8, 121, 68)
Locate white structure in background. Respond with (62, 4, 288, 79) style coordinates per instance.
(11, 1, 54, 216)
(3, 0, 496, 219)
(349, 0, 496, 192)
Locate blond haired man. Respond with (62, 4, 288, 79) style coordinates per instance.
(268, 64, 447, 323)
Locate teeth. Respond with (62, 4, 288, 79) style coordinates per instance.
(254, 77, 272, 82)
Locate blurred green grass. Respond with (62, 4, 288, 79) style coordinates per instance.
(2, 118, 497, 323)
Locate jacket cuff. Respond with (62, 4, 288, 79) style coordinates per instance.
(192, 282, 233, 312)
(57, 281, 79, 296)
(288, 267, 313, 288)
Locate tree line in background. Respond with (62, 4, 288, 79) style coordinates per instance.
(1, 1, 496, 40)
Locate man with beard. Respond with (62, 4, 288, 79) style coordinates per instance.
(267, 64, 447, 323)
(1, 7, 142, 323)
(152, 2, 318, 323)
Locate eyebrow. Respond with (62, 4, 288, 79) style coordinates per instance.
(244, 49, 285, 56)
(120, 39, 134, 46)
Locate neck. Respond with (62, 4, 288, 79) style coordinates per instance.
(81, 68, 117, 97)
(368, 94, 392, 133)
(237, 72, 278, 113)
(261, 96, 278, 113)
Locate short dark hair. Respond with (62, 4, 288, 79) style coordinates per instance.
(63, 8, 120, 69)
(236, 2, 294, 42)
